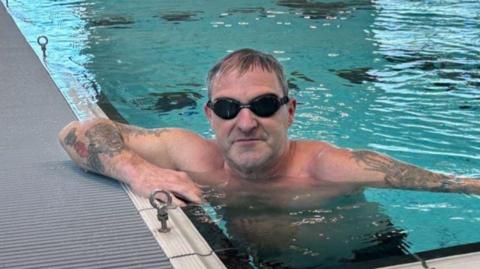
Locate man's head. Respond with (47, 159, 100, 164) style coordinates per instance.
(205, 49, 296, 177)
(207, 48, 289, 99)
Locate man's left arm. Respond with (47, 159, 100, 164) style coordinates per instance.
(348, 150, 480, 193)
(314, 146, 480, 193)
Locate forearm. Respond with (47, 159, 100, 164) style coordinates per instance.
(58, 119, 202, 204)
(59, 119, 130, 179)
(351, 150, 480, 194)
(439, 177, 480, 194)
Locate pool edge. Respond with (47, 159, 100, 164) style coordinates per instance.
(379, 251, 480, 269)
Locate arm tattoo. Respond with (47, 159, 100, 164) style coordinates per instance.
(64, 128, 77, 146)
(64, 128, 89, 158)
(113, 122, 169, 138)
(63, 124, 125, 174)
(84, 123, 125, 174)
(351, 150, 456, 191)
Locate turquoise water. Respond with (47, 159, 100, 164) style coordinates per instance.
(6, 0, 480, 266)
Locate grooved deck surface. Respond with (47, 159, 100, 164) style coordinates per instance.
(0, 3, 172, 268)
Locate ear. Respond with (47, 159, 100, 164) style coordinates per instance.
(204, 103, 213, 124)
(287, 98, 296, 127)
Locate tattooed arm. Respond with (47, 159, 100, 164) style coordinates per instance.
(58, 119, 202, 205)
(313, 145, 480, 193)
(348, 150, 480, 193)
(60, 119, 124, 174)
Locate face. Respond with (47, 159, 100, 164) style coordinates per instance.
(205, 68, 296, 175)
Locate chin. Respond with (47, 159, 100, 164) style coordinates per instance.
(229, 152, 272, 172)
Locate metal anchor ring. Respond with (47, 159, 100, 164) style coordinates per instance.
(37, 36, 49, 46)
(149, 189, 173, 209)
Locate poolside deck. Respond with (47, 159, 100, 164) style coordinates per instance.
(0, 3, 172, 268)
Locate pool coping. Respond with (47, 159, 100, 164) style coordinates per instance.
(381, 242, 480, 269)
(379, 251, 480, 269)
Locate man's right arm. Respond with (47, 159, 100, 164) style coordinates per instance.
(58, 118, 202, 206)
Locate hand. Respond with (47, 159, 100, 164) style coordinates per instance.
(128, 166, 203, 207)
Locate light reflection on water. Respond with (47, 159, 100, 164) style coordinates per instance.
(366, 0, 480, 171)
(6, 0, 480, 266)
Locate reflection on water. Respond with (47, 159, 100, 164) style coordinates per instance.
(226, 7, 268, 16)
(130, 91, 202, 113)
(277, 0, 372, 20)
(364, 0, 480, 169)
(288, 71, 317, 92)
(372, 0, 480, 95)
(86, 15, 134, 28)
(331, 67, 378, 84)
(155, 11, 204, 23)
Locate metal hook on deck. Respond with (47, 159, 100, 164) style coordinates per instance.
(149, 189, 173, 233)
(37, 36, 48, 58)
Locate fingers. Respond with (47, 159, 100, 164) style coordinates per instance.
(172, 196, 187, 207)
(173, 185, 203, 204)
(171, 190, 203, 206)
(163, 183, 202, 205)
(132, 170, 204, 207)
(163, 172, 203, 205)
(152, 191, 199, 207)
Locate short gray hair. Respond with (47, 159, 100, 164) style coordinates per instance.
(206, 48, 288, 99)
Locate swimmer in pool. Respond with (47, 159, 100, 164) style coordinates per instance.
(59, 48, 480, 206)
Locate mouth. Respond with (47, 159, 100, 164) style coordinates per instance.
(234, 138, 262, 144)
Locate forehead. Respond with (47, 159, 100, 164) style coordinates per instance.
(211, 67, 283, 99)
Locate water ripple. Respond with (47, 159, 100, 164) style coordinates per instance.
(365, 0, 480, 169)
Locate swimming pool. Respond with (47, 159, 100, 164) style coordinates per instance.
(7, 0, 480, 267)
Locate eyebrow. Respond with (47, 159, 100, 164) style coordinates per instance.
(211, 92, 281, 102)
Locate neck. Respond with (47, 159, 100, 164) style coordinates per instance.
(224, 140, 296, 182)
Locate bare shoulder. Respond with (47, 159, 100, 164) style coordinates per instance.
(297, 140, 358, 182)
(161, 128, 214, 150)
(295, 140, 350, 159)
(162, 129, 223, 171)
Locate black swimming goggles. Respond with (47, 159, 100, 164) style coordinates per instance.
(207, 94, 290, 120)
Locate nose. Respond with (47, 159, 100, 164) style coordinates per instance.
(235, 108, 258, 133)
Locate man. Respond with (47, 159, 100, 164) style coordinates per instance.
(59, 48, 479, 206)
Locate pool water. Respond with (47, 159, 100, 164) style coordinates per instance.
(6, 0, 480, 267)
(188, 181, 411, 268)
